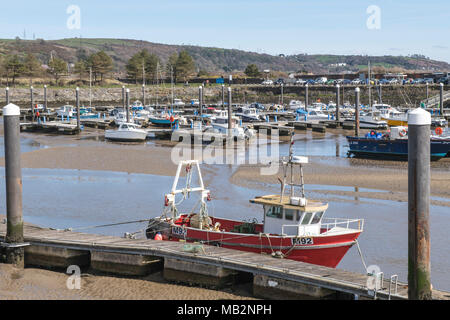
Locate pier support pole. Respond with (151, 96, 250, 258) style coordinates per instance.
(336, 84, 340, 123)
(142, 84, 146, 106)
(281, 83, 284, 106)
(126, 89, 130, 123)
(379, 83, 383, 104)
(439, 83, 444, 115)
(426, 83, 429, 104)
(305, 84, 309, 108)
(3, 103, 24, 267)
(6, 87, 9, 105)
(407, 108, 432, 300)
(228, 87, 232, 131)
(221, 84, 225, 109)
(76, 87, 80, 132)
(199, 86, 203, 122)
(355, 87, 360, 137)
(122, 86, 125, 110)
(44, 85, 47, 111)
(30, 86, 34, 122)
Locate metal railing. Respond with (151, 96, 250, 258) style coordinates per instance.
(281, 218, 364, 236)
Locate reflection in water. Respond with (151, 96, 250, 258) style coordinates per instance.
(0, 167, 448, 291)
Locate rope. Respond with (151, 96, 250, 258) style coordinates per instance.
(355, 239, 368, 273)
(65, 219, 152, 232)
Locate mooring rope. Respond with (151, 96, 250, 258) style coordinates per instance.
(355, 239, 368, 273)
(64, 219, 152, 232)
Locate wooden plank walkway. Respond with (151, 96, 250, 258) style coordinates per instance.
(0, 221, 449, 300)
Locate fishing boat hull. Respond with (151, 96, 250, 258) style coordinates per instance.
(146, 215, 361, 268)
(346, 136, 449, 160)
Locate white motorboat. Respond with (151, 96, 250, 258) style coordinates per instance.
(105, 122, 147, 142)
(236, 106, 261, 122)
(210, 111, 255, 140)
(372, 104, 408, 126)
(305, 110, 329, 122)
(289, 100, 305, 110)
(56, 105, 75, 118)
(343, 111, 388, 129)
(173, 99, 185, 108)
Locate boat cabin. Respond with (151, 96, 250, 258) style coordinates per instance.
(250, 195, 328, 236)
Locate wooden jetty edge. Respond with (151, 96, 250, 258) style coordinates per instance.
(1, 221, 449, 300)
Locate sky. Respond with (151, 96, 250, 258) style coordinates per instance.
(1, 0, 449, 62)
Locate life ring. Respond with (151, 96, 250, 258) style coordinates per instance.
(170, 115, 175, 123)
(399, 128, 407, 137)
(435, 127, 443, 135)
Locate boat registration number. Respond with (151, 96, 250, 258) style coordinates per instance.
(292, 237, 313, 245)
(172, 226, 187, 237)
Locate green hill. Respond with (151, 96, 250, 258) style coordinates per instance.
(0, 37, 449, 75)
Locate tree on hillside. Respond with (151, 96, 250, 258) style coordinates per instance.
(126, 49, 160, 84)
(244, 64, 261, 77)
(24, 53, 42, 85)
(166, 53, 179, 81)
(47, 57, 67, 86)
(3, 55, 25, 87)
(74, 60, 87, 81)
(175, 51, 195, 82)
(87, 51, 113, 83)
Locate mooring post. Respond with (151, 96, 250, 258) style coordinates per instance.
(199, 86, 203, 122)
(44, 85, 47, 111)
(221, 84, 225, 109)
(355, 87, 360, 137)
(5, 87, 9, 105)
(407, 108, 432, 300)
(305, 84, 309, 109)
(281, 83, 284, 106)
(30, 86, 34, 122)
(122, 86, 125, 109)
(228, 87, 232, 131)
(3, 103, 24, 267)
(336, 84, 340, 123)
(439, 83, 444, 115)
(76, 87, 80, 131)
(142, 84, 146, 106)
(379, 83, 383, 104)
(126, 88, 130, 123)
(426, 83, 429, 104)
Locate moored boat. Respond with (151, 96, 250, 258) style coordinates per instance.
(145, 137, 364, 268)
(105, 122, 147, 142)
(347, 126, 450, 160)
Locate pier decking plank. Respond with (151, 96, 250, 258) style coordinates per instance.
(0, 221, 448, 300)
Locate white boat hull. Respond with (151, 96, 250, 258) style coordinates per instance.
(105, 129, 147, 142)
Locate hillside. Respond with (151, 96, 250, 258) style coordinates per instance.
(0, 37, 449, 75)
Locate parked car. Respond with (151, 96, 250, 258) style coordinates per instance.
(295, 78, 306, 85)
(423, 78, 434, 84)
(388, 78, 399, 84)
(341, 79, 351, 85)
(261, 79, 274, 85)
(326, 79, 335, 85)
(379, 79, 390, 85)
(275, 78, 285, 85)
(351, 79, 361, 85)
(334, 79, 344, 84)
(437, 77, 449, 84)
(305, 79, 316, 85)
(413, 78, 424, 84)
(403, 78, 414, 85)
(315, 77, 328, 84)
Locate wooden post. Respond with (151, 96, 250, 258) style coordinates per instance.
(336, 84, 340, 122)
(439, 83, 444, 115)
(355, 87, 360, 137)
(199, 86, 203, 122)
(3, 103, 24, 267)
(76, 87, 80, 131)
(126, 89, 130, 123)
(228, 87, 232, 131)
(142, 84, 146, 106)
(221, 84, 225, 109)
(44, 85, 47, 111)
(30, 86, 34, 122)
(407, 108, 432, 300)
(305, 84, 309, 109)
(5, 87, 9, 105)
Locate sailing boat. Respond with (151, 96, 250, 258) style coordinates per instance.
(145, 134, 364, 268)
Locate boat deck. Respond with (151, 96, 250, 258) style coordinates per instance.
(1, 221, 449, 300)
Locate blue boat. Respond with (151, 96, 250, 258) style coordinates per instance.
(148, 116, 179, 127)
(346, 130, 450, 161)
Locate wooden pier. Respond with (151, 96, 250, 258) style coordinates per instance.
(20, 121, 80, 135)
(1, 221, 448, 300)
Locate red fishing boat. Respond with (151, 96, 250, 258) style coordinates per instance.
(146, 139, 364, 268)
